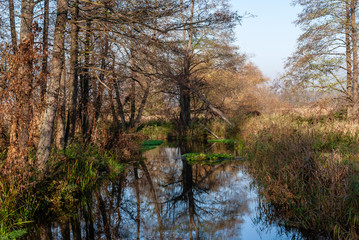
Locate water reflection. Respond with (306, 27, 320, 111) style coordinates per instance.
(26, 142, 304, 240)
(140, 142, 250, 240)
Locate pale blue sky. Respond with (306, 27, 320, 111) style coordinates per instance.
(230, 0, 302, 80)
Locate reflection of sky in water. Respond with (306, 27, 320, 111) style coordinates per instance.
(139, 146, 303, 240)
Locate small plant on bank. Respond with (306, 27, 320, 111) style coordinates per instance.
(183, 153, 234, 165)
(140, 139, 164, 152)
(208, 139, 235, 144)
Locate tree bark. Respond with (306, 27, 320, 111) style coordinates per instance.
(109, 87, 120, 130)
(179, 83, 191, 130)
(64, 0, 80, 147)
(8, 0, 17, 53)
(346, 1, 354, 117)
(37, 0, 68, 172)
(91, 38, 108, 139)
(55, 68, 66, 150)
(41, 0, 50, 102)
(80, 20, 91, 139)
(133, 82, 150, 128)
(114, 80, 127, 129)
(129, 78, 136, 128)
(351, 0, 359, 115)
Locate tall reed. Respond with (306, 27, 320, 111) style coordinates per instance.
(243, 114, 359, 239)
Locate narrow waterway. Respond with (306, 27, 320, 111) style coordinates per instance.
(27, 141, 307, 239)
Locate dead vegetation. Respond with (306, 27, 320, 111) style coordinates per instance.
(242, 112, 359, 239)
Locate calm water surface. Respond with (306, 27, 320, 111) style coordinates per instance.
(28, 142, 306, 239)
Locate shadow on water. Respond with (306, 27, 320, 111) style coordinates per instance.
(25, 141, 309, 240)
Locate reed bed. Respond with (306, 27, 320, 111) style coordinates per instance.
(242, 113, 359, 239)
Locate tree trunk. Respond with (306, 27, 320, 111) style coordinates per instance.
(351, 0, 359, 116)
(55, 68, 66, 150)
(41, 0, 50, 102)
(178, 0, 195, 132)
(129, 79, 136, 128)
(114, 80, 127, 129)
(64, 0, 79, 147)
(37, 0, 68, 172)
(109, 87, 120, 131)
(8, 0, 17, 53)
(133, 82, 150, 128)
(80, 20, 91, 139)
(91, 38, 108, 140)
(7, 0, 35, 167)
(346, 1, 353, 117)
(179, 83, 191, 130)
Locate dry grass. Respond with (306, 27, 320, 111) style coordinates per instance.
(242, 113, 359, 239)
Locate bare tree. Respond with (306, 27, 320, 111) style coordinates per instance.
(37, 0, 68, 172)
(286, 0, 359, 116)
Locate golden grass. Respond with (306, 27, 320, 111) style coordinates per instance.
(242, 112, 359, 239)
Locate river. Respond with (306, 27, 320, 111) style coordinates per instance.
(27, 141, 307, 240)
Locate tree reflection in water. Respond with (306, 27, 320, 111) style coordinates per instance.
(26, 141, 303, 240)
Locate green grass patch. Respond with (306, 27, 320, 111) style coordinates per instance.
(0, 177, 36, 240)
(141, 140, 164, 146)
(183, 153, 234, 165)
(208, 139, 235, 144)
(140, 140, 164, 152)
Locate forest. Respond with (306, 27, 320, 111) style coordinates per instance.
(0, 0, 358, 239)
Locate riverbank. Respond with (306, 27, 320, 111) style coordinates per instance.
(242, 113, 359, 239)
(0, 136, 139, 239)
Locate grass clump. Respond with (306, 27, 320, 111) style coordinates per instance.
(208, 139, 235, 144)
(142, 140, 164, 146)
(183, 153, 234, 165)
(0, 178, 34, 239)
(243, 113, 359, 239)
(140, 140, 164, 152)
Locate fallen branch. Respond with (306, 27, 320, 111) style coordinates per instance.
(189, 87, 233, 126)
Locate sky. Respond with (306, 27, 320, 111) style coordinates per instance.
(230, 0, 302, 80)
